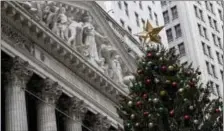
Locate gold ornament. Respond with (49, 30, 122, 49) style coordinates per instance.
(135, 20, 164, 44)
(160, 90, 167, 96)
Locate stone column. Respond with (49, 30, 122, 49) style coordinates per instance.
(37, 78, 62, 131)
(64, 97, 88, 131)
(92, 113, 111, 131)
(4, 56, 33, 131)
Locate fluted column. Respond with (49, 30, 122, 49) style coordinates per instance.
(64, 97, 88, 131)
(4, 56, 33, 131)
(92, 113, 111, 131)
(37, 78, 62, 131)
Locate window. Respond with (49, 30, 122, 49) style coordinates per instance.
(118, 1, 122, 9)
(166, 28, 173, 42)
(141, 18, 145, 27)
(212, 33, 217, 45)
(171, 6, 178, 20)
(174, 24, 182, 38)
(198, 24, 203, 36)
(135, 12, 140, 27)
(139, 1, 143, 10)
(178, 43, 186, 57)
(161, 1, 167, 6)
(154, 13, 158, 25)
(206, 61, 212, 75)
(127, 26, 132, 33)
(163, 10, 169, 24)
(221, 70, 223, 81)
(203, 27, 208, 39)
(216, 51, 222, 64)
(213, 20, 218, 31)
(148, 6, 153, 19)
(210, 3, 214, 14)
(199, 9, 204, 21)
(217, 37, 222, 49)
(202, 42, 208, 55)
(124, 1, 129, 17)
(207, 46, 212, 58)
(120, 19, 125, 27)
(194, 5, 199, 18)
(211, 64, 217, 77)
(208, 16, 213, 28)
(218, 9, 223, 20)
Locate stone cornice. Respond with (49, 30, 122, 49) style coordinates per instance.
(1, 1, 128, 105)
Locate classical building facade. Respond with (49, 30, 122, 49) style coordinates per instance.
(1, 1, 151, 131)
(161, 1, 223, 97)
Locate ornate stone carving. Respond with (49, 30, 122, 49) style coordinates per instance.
(38, 78, 62, 104)
(80, 12, 107, 66)
(17, 1, 133, 87)
(65, 97, 88, 121)
(92, 113, 111, 131)
(1, 21, 35, 55)
(4, 56, 33, 87)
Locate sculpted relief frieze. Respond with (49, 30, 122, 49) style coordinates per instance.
(18, 1, 135, 88)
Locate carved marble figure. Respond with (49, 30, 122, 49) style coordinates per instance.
(81, 13, 107, 66)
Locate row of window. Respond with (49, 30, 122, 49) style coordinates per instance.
(194, 4, 220, 32)
(162, 6, 178, 24)
(148, 7, 158, 25)
(202, 42, 213, 59)
(205, 61, 217, 78)
(205, 1, 215, 14)
(205, 1, 223, 21)
(166, 24, 182, 42)
(194, 5, 204, 21)
(216, 51, 223, 65)
(196, 2, 223, 21)
(170, 42, 186, 57)
(197, 23, 209, 40)
(202, 41, 224, 65)
(208, 15, 219, 32)
(118, 2, 159, 26)
(212, 33, 223, 49)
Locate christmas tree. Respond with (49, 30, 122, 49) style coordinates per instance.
(117, 21, 223, 131)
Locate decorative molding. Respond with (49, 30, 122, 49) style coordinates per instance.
(4, 56, 33, 86)
(38, 77, 62, 104)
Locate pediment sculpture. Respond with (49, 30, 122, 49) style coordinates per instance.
(19, 1, 135, 88)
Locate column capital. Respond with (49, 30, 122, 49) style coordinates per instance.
(38, 78, 62, 104)
(93, 113, 111, 131)
(65, 97, 88, 121)
(4, 56, 33, 87)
